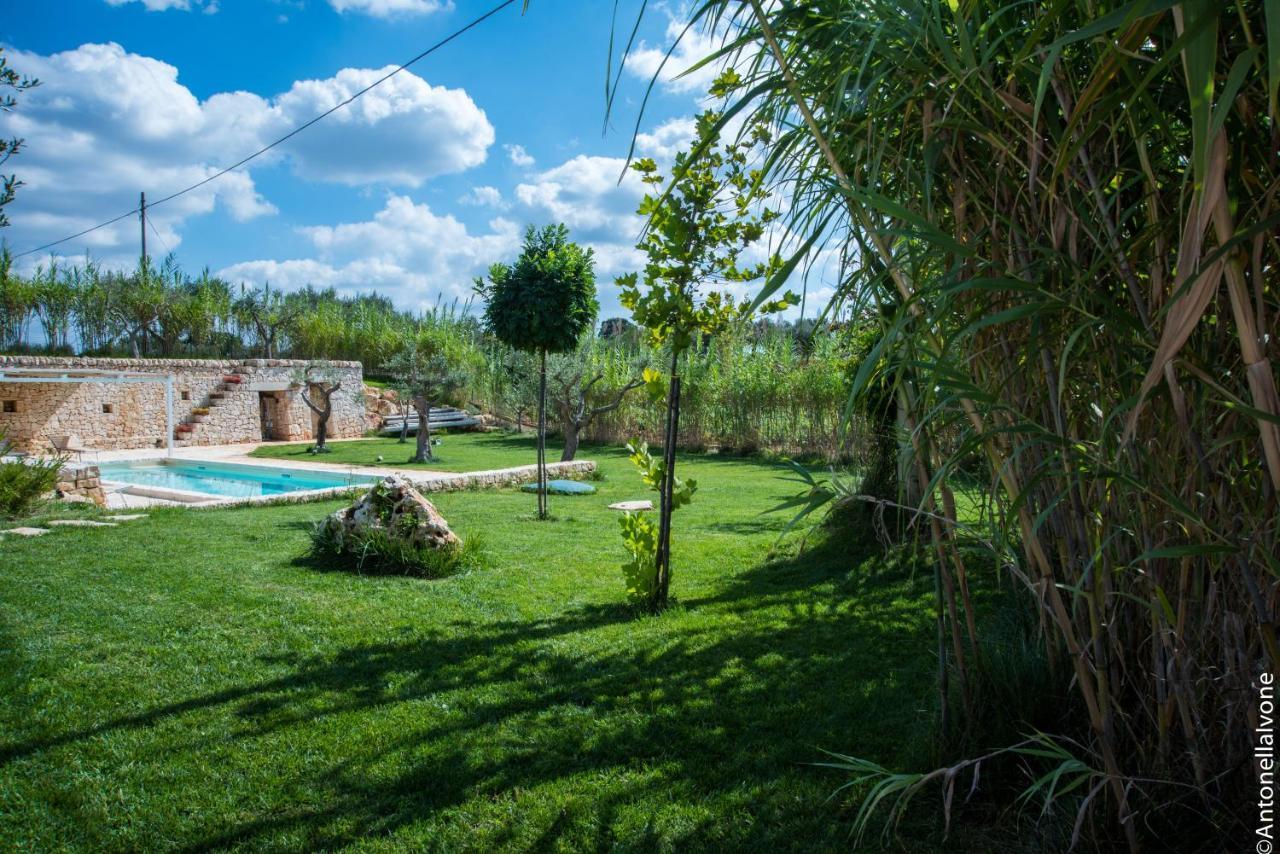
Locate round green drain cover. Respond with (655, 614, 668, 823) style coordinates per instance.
(520, 479, 597, 495)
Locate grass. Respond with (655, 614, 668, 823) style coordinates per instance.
(1, 433, 957, 851)
(250, 430, 563, 473)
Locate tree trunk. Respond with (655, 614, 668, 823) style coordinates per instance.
(536, 349, 548, 519)
(314, 408, 329, 451)
(398, 400, 410, 443)
(653, 349, 681, 610)
(412, 398, 432, 463)
(560, 420, 580, 462)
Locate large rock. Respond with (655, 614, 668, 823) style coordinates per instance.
(322, 476, 459, 551)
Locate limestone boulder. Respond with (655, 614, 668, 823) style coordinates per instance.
(322, 476, 459, 551)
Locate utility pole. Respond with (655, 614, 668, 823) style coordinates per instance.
(139, 191, 147, 265)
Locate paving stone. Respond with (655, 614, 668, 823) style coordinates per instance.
(3, 527, 50, 536)
(608, 500, 654, 511)
(46, 519, 118, 528)
(106, 514, 148, 521)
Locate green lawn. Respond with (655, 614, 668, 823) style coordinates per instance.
(1, 434, 949, 851)
(250, 430, 575, 473)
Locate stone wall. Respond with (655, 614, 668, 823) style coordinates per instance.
(56, 463, 106, 506)
(0, 356, 365, 452)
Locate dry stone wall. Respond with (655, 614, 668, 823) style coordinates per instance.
(0, 356, 365, 452)
(56, 463, 106, 506)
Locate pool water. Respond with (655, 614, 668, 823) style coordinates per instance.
(98, 459, 372, 499)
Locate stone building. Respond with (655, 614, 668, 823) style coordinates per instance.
(0, 356, 366, 453)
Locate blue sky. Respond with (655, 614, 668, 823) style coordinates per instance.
(0, 0, 741, 318)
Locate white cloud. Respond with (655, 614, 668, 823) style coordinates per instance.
(5, 43, 275, 260)
(270, 66, 493, 185)
(634, 116, 697, 160)
(504, 143, 535, 167)
(104, 0, 217, 11)
(625, 18, 727, 96)
(4, 43, 493, 261)
(219, 195, 521, 311)
(327, 0, 451, 17)
(458, 186, 507, 209)
(514, 155, 645, 237)
(512, 154, 651, 312)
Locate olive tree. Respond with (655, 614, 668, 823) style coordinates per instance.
(295, 361, 346, 454)
(385, 334, 470, 464)
(476, 224, 598, 519)
(234, 282, 301, 359)
(548, 342, 645, 462)
(618, 108, 794, 609)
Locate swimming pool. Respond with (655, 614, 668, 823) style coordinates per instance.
(98, 459, 374, 499)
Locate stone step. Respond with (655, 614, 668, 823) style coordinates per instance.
(2, 527, 50, 537)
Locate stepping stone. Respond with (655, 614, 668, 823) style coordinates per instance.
(106, 514, 148, 521)
(3, 527, 50, 537)
(520, 479, 597, 495)
(46, 519, 118, 528)
(609, 500, 653, 512)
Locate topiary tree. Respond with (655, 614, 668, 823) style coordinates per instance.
(618, 106, 795, 610)
(475, 224, 598, 519)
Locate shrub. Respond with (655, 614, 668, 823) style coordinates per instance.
(618, 510, 658, 607)
(0, 456, 63, 518)
(309, 520, 481, 578)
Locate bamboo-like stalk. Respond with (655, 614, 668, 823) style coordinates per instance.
(660, 0, 1280, 845)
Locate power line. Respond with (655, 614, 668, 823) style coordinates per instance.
(16, 0, 519, 259)
(146, 214, 171, 259)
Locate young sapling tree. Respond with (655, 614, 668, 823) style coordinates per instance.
(618, 105, 795, 609)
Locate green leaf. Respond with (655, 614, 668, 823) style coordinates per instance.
(1180, 0, 1219, 188)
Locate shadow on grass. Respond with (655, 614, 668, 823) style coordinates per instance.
(0, 531, 941, 851)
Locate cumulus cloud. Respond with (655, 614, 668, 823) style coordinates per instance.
(504, 143, 535, 167)
(515, 156, 642, 234)
(5, 43, 275, 259)
(214, 112, 833, 318)
(4, 42, 492, 261)
(510, 153, 651, 314)
(458, 185, 507, 209)
(221, 154, 654, 316)
(270, 66, 493, 185)
(625, 18, 729, 96)
(633, 116, 698, 160)
(327, 0, 451, 17)
(219, 195, 521, 310)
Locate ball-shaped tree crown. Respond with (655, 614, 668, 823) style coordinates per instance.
(479, 224, 598, 354)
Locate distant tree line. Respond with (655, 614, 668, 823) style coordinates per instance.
(0, 250, 449, 367)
